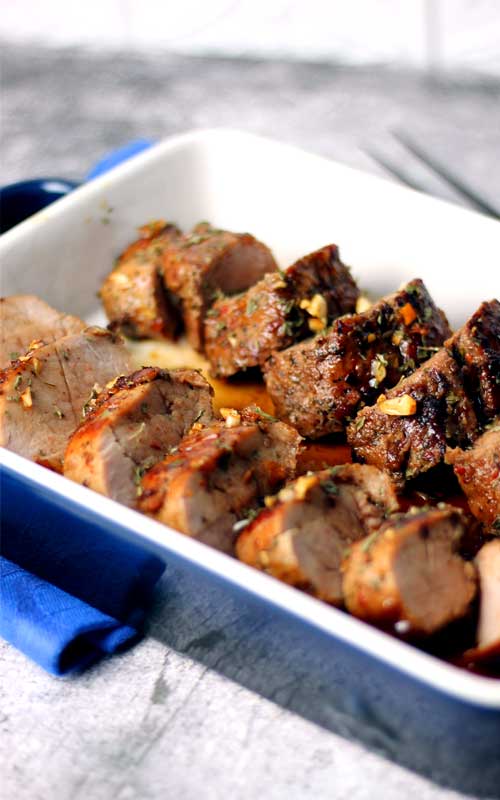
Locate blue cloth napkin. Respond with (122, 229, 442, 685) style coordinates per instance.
(0, 138, 161, 675)
(0, 557, 142, 674)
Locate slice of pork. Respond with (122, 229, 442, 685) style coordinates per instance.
(348, 299, 500, 487)
(0, 328, 132, 471)
(236, 463, 399, 605)
(139, 409, 301, 553)
(0, 294, 85, 369)
(162, 222, 278, 351)
(64, 367, 215, 507)
(347, 349, 478, 487)
(204, 244, 359, 377)
(342, 505, 477, 636)
(446, 420, 500, 533)
(466, 540, 500, 661)
(264, 278, 451, 438)
(447, 299, 500, 423)
(100, 221, 182, 340)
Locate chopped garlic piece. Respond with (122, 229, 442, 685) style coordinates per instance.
(20, 386, 33, 408)
(31, 357, 42, 375)
(293, 474, 318, 501)
(268, 528, 299, 567)
(112, 272, 132, 285)
(308, 318, 325, 333)
(300, 293, 327, 324)
(220, 407, 241, 427)
(377, 394, 417, 416)
(356, 295, 372, 313)
(277, 486, 296, 504)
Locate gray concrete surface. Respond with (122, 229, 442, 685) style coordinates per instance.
(1, 43, 499, 800)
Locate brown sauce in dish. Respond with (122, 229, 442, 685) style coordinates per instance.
(127, 337, 499, 679)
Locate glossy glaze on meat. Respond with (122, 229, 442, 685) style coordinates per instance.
(446, 420, 500, 533)
(348, 300, 500, 487)
(264, 278, 451, 438)
(64, 366, 215, 506)
(138, 408, 301, 553)
(204, 244, 359, 377)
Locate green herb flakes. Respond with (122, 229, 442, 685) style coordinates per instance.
(253, 406, 278, 422)
(246, 297, 259, 316)
(361, 531, 379, 553)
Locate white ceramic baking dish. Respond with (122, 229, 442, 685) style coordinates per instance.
(1, 129, 499, 794)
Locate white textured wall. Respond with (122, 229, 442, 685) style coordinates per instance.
(1, 0, 499, 74)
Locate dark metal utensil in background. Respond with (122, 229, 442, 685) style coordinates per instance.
(362, 131, 500, 220)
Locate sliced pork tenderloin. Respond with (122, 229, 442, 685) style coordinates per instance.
(264, 278, 451, 438)
(138, 408, 301, 553)
(348, 299, 500, 487)
(100, 220, 182, 340)
(342, 505, 477, 636)
(0, 328, 131, 471)
(465, 540, 500, 662)
(347, 349, 479, 487)
(204, 244, 359, 377)
(236, 463, 398, 605)
(446, 421, 500, 534)
(0, 294, 85, 369)
(447, 299, 500, 422)
(162, 222, 278, 351)
(64, 367, 214, 507)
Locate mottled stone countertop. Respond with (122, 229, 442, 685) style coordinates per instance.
(1, 42, 499, 800)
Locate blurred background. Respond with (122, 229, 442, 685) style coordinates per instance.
(1, 0, 500, 212)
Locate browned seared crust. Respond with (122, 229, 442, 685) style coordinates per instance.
(0, 328, 132, 471)
(0, 295, 85, 369)
(348, 299, 500, 487)
(236, 463, 398, 605)
(342, 506, 477, 635)
(138, 410, 301, 553)
(100, 221, 182, 340)
(64, 367, 215, 507)
(464, 540, 500, 662)
(264, 279, 451, 438)
(446, 421, 500, 534)
(162, 222, 278, 351)
(348, 349, 479, 486)
(204, 245, 359, 377)
(447, 300, 500, 422)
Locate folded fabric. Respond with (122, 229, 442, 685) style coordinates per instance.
(0, 557, 143, 674)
